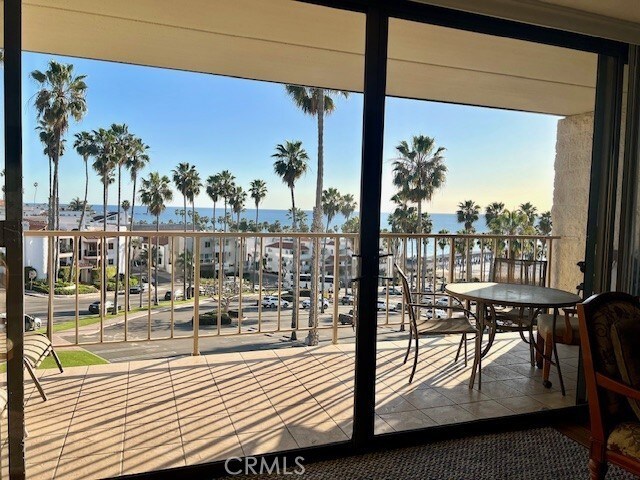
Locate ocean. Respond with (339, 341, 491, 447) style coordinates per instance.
(108, 205, 489, 234)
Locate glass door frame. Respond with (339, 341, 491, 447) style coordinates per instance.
(2, 0, 632, 477)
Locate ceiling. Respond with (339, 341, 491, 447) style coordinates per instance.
(2, 0, 604, 115)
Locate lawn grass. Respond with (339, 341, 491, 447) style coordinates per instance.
(41, 299, 195, 333)
(0, 349, 108, 372)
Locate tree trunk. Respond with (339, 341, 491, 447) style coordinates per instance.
(212, 201, 216, 231)
(307, 90, 324, 347)
(417, 200, 424, 292)
(102, 180, 108, 318)
(52, 152, 60, 283)
(253, 204, 259, 290)
(155, 221, 160, 305)
(290, 187, 298, 341)
(320, 217, 330, 314)
(127, 177, 138, 311)
(113, 165, 122, 314)
(223, 199, 228, 232)
(79, 157, 89, 230)
(183, 195, 188, 299)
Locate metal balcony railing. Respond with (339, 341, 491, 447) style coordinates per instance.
(23, 231, 558, 353)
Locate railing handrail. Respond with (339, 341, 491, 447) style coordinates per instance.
(24, 230, 560, 241)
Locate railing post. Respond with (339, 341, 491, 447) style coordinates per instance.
(332, 234, 340, 344)
(193, 235, 200, 356)
(448, 237, 455, 284)
(47, 236, 54, 340)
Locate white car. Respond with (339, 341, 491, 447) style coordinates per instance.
(261, 296, 290, 309)
(301, 298, 330, 309)
(376, 300, 397, 312)
(426, 309, 447, 319)
(0, 313, 42, 331)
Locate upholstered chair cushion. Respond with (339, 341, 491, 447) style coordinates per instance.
(608, 422, 640, 460)
(611, 321, 640, 420)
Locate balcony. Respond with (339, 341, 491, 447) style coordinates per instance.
(11, 333, 576, 479)
(14, 230, 570, 478)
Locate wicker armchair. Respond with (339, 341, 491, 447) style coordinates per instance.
(578, 292, 640, 479)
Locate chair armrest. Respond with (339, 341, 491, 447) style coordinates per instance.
(596, 373, 640, 402)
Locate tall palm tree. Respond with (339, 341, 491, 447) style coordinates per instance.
(340, 193, 357, 295)
(437, 229, 449, 284)
(31, 61, 88, 234)
(127, 137, 150, 230)
(392, 135, 447, 290)
(538, 211, 552, 235)
(206, 174, 222, 231)
(217, 170, 236, 232)
(121, 200, 131, 221)
(172, 163, 199, 297)
(229, 186, 247, 284)
(285, 85, 349, 346)
(519, 202, 538, 227)
(456, 200, 480, 233)
(456, 200, 480, 280)
(187, 169, 202, 233)
(320, 187, 342, 311)
(73, 131, 97, 230)
(485, 202, 506, 232)
(249, 179, 268, 288)
(273, 140, 309, 341)
(139, 172, 173, 305)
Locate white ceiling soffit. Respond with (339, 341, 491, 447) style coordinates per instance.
(13, 0, 596, 115)
(413, 0, 640, 44)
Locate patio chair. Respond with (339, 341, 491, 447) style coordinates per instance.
(488, 257, 548, 365)
(23, 333, 64, 401)
(577, 292, 640, 480)
(395, 264, 480, 386)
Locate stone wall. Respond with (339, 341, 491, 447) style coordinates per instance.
(551, 112, 593, 292)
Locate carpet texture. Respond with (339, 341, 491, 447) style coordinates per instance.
(222, 428, 636, 479)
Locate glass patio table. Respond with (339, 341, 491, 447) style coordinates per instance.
(445, 282, 581, 390)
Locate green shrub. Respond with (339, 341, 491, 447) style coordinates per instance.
(198, 311, 232, 326)
(58, 266, 71, 282)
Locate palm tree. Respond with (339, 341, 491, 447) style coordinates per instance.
(172, 163, 200, 297)
(68, 197, 84, 211)
(206, 174, 222, 231)
(437, 229, 449, 284)
(340, 193, 357, 295)
(121, 200, 131, 221)
(287, 208, 308, 230)
(485, 202, 505, 232)
(73, 131, 97, 230)
(229, 186, 247, 284)
(31, 61, 88, 233)
(538, 211, 552, 235)
(273, 140, 309, 341)
(139, 172, 173, 305)
(519, 202, 538, 227)
(127, 137, 150, 230)
(320, 187, 342, 311)
(285, 85, 349, 346)
(456, 200, 480, 280)
(217, 170, 236, 232)
(92, 128, 116, 231)
(457, 200, 480, 233)
(392, 135, 447, 289)
(188, 169, 202, 233)
(249, 179, 268, 288)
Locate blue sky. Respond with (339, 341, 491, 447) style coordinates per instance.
(21, 52, 560, 214)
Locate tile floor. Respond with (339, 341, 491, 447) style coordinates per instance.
(7, 332, 578, 479)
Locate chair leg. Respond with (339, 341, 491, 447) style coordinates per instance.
(542, 333, 553, 389)
(552, 332, 566, 396)
(536, 333, 544, 369)
(464, 335, 468, 367)
(529, 325, 535, 367)
(25, 360, 47, 401)
(50, 348, 64, 373)
(409, 326, 419, 384)
(403, 324, 413, 365)
(589, 442, 608, 480)
(454, 335, 464, 363)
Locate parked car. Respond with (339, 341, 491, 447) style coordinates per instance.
(0, 313, 42, 331)
(88, 301, 121, 314)
(341, 295, 354, 305)
(381, 286, 402, 295)
(261, 296, 290, 309)
(187, 285, 206, 297)
(129, 282, 150, 294)
(376, 300, 397, 311)
(301, 298, 330, 309)
(426, 308, 447, 319)
(339, 309, 355, 325)
(164, 289, 184, 301)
